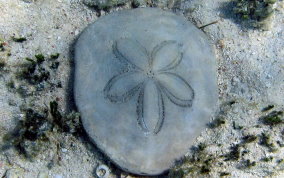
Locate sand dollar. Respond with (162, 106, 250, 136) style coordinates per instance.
(75, 8, 218, 175)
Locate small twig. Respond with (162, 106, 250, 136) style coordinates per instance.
(56, 142, 62, 164)
(198, 21, 219, 29)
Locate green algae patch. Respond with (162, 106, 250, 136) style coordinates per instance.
(1, 50, 83, 161)
(2, 107, 51, 159)
(11, 36, 27, 43)
(209, 116, 226, 128)
(1, 102, 82, 160)
(233, 0, 276, 29)
(260, 110, 283, 126)
(12, 53, 61, 97)
(262, 104, 275, 112)
(242, 135, 258, 144)
(0, 58, 5, 69)
(16, 56, 50, 85)
(169, 143, 219, 177)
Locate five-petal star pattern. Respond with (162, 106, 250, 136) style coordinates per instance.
(104, 38, 194, 134)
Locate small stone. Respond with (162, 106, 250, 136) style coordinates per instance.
(37, 171, 49, 178)
(74, 30, 79, 36)
(96, 165, 110, 178)
(75, 8, 218, 175)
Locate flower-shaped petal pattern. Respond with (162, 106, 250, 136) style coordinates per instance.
(151, 41, 183, 72)
(137, 80, 165, 134)
(104, 72, 145, 103)
(114, 39, 149, 71)
(156, 72, 194, 107)
(105, 38, 195, 133)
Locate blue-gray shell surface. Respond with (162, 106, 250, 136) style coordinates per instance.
(75, 8, 218, 175)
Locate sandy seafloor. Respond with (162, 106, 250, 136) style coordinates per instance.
(0, 0, 284, 177)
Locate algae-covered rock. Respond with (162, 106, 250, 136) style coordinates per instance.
(83, 0, 129, 9)
(84, 0, 180, 9)
(233, 0, 276, 29)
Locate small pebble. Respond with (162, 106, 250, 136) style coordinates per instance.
(75, 30, 79, 36)
(96, 165, 110, 178)
(37, 171, 49, 178)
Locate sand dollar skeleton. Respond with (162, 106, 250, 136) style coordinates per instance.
(75, 8, 218, 175)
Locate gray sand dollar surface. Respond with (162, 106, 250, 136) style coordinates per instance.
(75, 8, 218, 175)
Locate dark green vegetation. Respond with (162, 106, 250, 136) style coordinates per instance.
(225, 144, 241, 161)
(210, 116, 226, 128)
(233, 0, 277, 28)
(169, 101, 284, 177)
(50, 53, 60, 60)
(220, 172, 231, 177)
(209, 101, 237, 128)
(1, 51, 83, 161)
(2, 101, 82, 160)
(233, 0, 276, 20)
(0, 38, 5, 51)
(16, 56, 50, 85)
(2, 108, 51, 159)
(35, 54, 45, 63)
(12, 53, 62, 97)
(83, 0, 180, 13)
(261, 156, 273, 162)
(12, 36, 27, 43)
(243, 159, 257, 168)
(262, 105, 275, 112)
(259, 132, 278, 152)
(50, 101, 82, 134)
(0, 58, 5, 69)
(242, 135, 258, 143)
(221, 0, 277, 29)
(260, 110, 283, 126)
(169, 143, 218, 177)
(0, 37, 8, 71)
